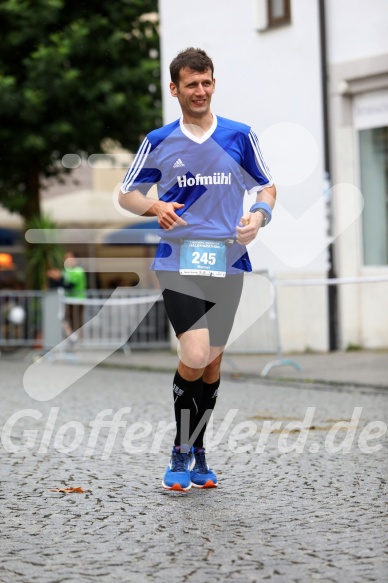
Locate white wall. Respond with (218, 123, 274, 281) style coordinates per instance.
(327, 0, 388, 64)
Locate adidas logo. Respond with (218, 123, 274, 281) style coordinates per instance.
(173, 158, 185, 168)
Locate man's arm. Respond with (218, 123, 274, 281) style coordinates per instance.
(235, 184, 276, 245)
(118, 189, 187, 230)
(255, 184, 277, 210)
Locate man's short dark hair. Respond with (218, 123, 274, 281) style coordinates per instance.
(170, 47, 214, 86)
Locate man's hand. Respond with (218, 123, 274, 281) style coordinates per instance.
(118, 189, 187, 230)
(235, 211, 264, 245)
(150, 201, 188, 230)
(47, 268, 62, 280)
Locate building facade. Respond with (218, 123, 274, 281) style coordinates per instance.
(159, 0, 388, 352)
(326, 0, 388, 349)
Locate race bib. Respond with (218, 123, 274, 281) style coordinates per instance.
(179, 240, 226, 277)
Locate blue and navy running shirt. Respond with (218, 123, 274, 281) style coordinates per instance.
(121, 115, 272, 273)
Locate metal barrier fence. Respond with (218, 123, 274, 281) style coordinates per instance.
(59, 288, 170, 350)
(0, 290, 43, 347)
(0, 288, 170, 351)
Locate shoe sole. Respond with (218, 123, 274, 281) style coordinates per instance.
(161, 480, 192, 492)
(192, 480, 218, 489)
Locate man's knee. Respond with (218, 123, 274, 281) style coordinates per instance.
(180, 344, 209, 370)
(204, 353, 222, 376)
(208, 354, 222, 368)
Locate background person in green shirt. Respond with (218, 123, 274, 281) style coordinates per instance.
(62, 252, 87, 299)
(48, 251, 87, 337)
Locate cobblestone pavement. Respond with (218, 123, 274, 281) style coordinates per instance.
(0, 361, 387, 583)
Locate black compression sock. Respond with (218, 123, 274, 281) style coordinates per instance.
(193, 378, 220, 448)
(172, 370, 203, 447)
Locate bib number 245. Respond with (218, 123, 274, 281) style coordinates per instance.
(179, 240, 227, 277)
(192, 251, 216, 266)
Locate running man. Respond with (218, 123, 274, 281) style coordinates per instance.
(119, 47, 276, 491)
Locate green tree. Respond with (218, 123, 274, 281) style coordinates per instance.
(0, 0, 161, 222)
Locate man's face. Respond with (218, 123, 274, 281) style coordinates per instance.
(65, 253, 77, 267)
(170, 67, 215, 119)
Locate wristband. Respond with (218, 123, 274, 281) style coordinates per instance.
(249, 201, 272, 226)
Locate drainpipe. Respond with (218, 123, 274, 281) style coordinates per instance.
(319, 0, 338, 350)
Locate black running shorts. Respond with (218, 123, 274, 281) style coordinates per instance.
(156, 271, 244, 346)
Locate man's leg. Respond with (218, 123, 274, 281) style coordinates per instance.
(188, 273, 244, 488)
(162, 328, 211, 491)
(173, 328, 210, 446)
(158, 271, 243, 490)
(183, 347, 221, 488)
(156, 272, 214, 490)
(192, 347, 223, 448)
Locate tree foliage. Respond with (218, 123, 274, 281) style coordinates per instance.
(0, 0, 161, 220)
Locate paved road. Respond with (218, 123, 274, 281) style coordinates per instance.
(0, 361, 387, 582)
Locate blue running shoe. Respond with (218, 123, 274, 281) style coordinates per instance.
(191, 447, 218, 488)
(162, 445, 194, 491)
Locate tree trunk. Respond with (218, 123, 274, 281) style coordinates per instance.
(23, 162, 41, 222)
(24, 162, 41, 288)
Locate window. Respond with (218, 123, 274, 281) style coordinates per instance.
(359, 126, 388, 265)
(254, 0, 291, 32)
(267, 0, 291, 27)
